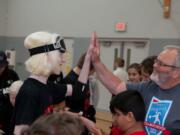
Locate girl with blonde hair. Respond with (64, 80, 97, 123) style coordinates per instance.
(12, 31, 93, 135)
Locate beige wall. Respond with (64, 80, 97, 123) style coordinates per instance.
(3, 0, 180, 38)
(0, 0, 7, 36)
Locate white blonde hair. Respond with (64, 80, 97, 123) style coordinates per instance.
(9, 80, 23, 94)
(24, 31, 60, 76)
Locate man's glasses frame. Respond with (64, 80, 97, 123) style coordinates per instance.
(154, 59, 179, 69)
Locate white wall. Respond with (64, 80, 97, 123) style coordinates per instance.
(5, 0, 180, 38)
(0, 0, 7, 36)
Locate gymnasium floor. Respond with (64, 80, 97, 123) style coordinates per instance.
(96, 111, 113, 134)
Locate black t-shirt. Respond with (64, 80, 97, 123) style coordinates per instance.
(11, 78, 67, 132)
(48, 72, 64, 84)
(64, 70, 96, 134)
(0, 67, 19, 89)
(64, 70, 91, 113)
(0, 67, 19, 135)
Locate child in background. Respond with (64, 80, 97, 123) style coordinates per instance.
(141, 56, 157, 82)
(110, 90, 146, 135)
(127, 63, 141, 83)
(113, 57, 128, 83)
(110, 63, 141, 135)
(83, 90, 146, 135)
(21, 112, 84, 135)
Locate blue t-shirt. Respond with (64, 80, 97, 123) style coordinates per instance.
(127, 81, 180, 135)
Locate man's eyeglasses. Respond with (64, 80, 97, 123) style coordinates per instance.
(154, 59, 179, 69)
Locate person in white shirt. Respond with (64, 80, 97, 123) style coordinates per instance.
(113, 57, 128, 83)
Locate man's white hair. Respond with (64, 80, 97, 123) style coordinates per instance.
(164, 45, 180, 68)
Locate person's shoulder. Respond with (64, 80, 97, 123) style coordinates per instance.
(143, 80, 156, 86)
(17, 79, 45, 100)
(64, 70, 79, 84)
(48, 82, 67, 91)
(6, 68, 19, 78)
(126, 81, 155, 91)
(113, 69, 118, 74)
(7, 68, 17, 74)
(139, 80, 159, 90)
(113, 68, 122, 73)
(172, 83, 180, 88)
(115, 68, 127, 74)
(21, 78, 46, 92)
(68, 69, 78, 77)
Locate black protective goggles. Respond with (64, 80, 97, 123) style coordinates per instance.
(28, 37, 66, 56)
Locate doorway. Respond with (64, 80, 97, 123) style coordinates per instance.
(96, 38, 150, 111)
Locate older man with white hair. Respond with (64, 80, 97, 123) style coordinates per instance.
(90, 33, 180, 135)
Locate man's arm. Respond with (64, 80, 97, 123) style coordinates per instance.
(91, 33, 126, 95)
(94, 61, 126, 95)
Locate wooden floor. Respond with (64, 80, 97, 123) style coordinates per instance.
(95, 111, 113, 134)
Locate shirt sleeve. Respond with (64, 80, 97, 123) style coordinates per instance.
(63, 70, 78, 84)
(49, 83, 67, 104)
(9, 69, 20, 81)
(126, 82, 147, 92)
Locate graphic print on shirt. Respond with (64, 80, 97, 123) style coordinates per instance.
(145, 96, 172, 135)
